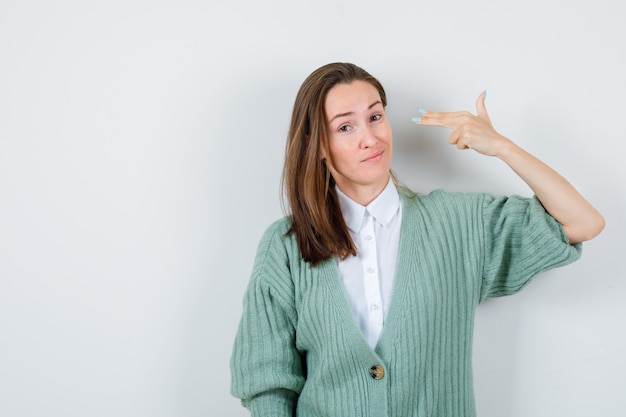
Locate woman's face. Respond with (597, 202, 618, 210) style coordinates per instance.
(321, 80, 393, 205)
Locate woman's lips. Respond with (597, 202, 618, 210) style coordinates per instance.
(362, 151, 383, 162)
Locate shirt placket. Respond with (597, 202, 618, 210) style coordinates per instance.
(360, 212, 384, 347)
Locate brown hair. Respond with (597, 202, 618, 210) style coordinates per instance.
(281, 62, 388, 266)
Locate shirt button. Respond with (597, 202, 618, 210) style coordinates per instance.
(370, 304, 379, 311)
(364, 235, 372, 241)
(366, 267, 375, 274)
(369, 365, 385, 380)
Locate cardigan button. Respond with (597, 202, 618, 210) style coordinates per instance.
(369, 365, 385, 380)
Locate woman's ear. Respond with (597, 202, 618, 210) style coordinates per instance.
(319, 139, 327, 160)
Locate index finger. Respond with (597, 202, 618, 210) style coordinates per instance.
(413, 110, 474, 129)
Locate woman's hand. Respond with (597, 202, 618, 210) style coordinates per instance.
(413, 91, 512, 156)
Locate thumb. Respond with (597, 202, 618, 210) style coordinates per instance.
(476, 90, 493, 127)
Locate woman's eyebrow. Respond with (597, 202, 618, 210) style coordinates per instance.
(328, 101, 382, 123)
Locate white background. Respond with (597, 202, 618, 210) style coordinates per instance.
(1, 1, 624, 416)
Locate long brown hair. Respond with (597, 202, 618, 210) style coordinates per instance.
(281, 63, 388, 266)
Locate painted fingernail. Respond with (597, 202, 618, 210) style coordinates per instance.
(483, 90, 487, 99)
(418, 108, 427, 114)
(411, 117, 422, 123)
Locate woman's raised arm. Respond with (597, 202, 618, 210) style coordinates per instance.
(414, 92, 605, 243)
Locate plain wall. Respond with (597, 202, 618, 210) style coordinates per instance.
(1, 1, 624, 416)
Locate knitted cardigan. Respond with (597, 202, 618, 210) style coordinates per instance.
(231, 190, 582, 417)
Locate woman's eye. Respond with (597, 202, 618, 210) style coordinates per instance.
(338, 125, 352, 132)
(371, 114, 382, 122)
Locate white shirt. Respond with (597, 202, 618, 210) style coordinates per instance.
(335, 178, 402, 349)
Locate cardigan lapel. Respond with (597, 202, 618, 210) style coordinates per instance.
(316, 258, 381, 357)
(316, 193, 426, 358)
(374, 194, 426, 355)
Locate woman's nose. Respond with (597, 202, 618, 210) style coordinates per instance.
(359, 125, 377, 148)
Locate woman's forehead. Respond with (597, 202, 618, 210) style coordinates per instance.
(325, 81, 382, 118)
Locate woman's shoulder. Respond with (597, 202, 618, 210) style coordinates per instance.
(262, 215, 292, 237)
(402, 189, 528, 225)
(405, 188, 487, 207)
(249, 216, 298, 287)
(255, 216, 294, 254)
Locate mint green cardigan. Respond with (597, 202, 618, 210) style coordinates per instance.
(231, 190, 582, 417)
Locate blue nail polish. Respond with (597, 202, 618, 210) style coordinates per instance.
(418, 108, 427, 114)
(483, 90, 487, 98)
(411, 117, 422, 123)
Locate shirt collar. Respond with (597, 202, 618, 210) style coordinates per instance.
(336, 177, 400, 233)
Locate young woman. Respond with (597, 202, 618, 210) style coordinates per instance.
(230, 63, 604, 417)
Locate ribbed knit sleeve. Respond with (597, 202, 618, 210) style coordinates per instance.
(230, 219, 305, 416)
(480, 194, 582, 301)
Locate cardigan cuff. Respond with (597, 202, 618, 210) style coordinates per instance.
(246, 389, 297, 417)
